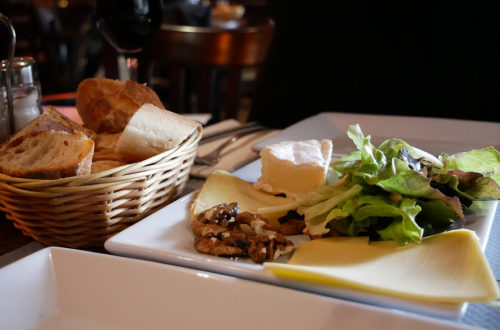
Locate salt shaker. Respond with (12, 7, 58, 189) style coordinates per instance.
(1, 12, 42, 143)
(0, 57, 42, 133)
(0, 73, 10, 143)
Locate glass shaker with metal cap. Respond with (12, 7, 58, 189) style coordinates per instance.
(1, 12, 42, 143)
(0, 57, 43, 132)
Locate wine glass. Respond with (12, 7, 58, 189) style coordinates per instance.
(94, 0, 163, 82)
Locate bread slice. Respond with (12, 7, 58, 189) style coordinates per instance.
(0, 130, 94, 179)
(115, 103, 201, 161)
(15, 105, 95, 138)
(76, 78, 165, 133)
(91, 160, 127, 174)
(0, 106, 96, 154)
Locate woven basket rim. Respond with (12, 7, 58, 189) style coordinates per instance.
(0, 127, 202, 185)
(0, 127, 202, 248)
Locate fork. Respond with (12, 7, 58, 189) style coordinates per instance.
(194, 127, 267, 166)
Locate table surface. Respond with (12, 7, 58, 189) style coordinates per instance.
(1, 176, 499, 329)
(0, 213, 34, 255)
(1, 112, 499, 329)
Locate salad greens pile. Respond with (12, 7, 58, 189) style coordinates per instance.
(263, 124, 500, 245)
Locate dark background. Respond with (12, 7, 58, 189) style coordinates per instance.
(250, 1, 500, 126)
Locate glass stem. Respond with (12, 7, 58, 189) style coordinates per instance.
(126, 56, 138, 82)
(118, 55, 139, 82)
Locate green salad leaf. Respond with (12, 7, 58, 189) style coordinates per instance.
(444, 147, 500, 184)
(261, 124, 500, 245)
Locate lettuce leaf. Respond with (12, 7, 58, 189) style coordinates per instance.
(376, 158, 464, 219)
(352, 198, 423, 244)
(300, 185, 363, 236)
(285, 124, 500, 246)
(444, 147, 500, 184)
(416, 200, 457, 236)
(431, 170, 500, 200)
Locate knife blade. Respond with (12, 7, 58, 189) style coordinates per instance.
(199, 121, 266, 145)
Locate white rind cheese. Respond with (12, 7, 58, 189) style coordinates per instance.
(254, 139, 333, 196)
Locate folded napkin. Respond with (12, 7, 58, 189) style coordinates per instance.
(200, 118, 241, 138)
(191, 120, 279, 178)
(46, 106, 83, 124)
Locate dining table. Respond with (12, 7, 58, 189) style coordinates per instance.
(0, 110, 499, 330)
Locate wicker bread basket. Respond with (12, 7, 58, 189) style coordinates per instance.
(0, 127, 202, 248)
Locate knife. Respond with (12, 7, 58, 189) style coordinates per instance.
(199, 121, 266, 145)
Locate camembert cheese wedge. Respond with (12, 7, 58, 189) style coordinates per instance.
(254, 139, 333, 197)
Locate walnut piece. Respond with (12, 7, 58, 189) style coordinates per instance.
(191, 203, 296, 263)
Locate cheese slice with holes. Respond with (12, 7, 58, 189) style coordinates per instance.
(264, 229, 499, 303)
(190, 170, 293, 225)
(254, 139, 333, 197)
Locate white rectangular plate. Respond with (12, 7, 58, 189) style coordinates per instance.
(105, 113, 499, 320)
(252, 112, 500, 155)
(0, 247, 470, 330)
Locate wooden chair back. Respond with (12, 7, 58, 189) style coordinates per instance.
(151, 21, 274, 120)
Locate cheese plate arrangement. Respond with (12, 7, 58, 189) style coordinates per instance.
(106, 114, 500, 320)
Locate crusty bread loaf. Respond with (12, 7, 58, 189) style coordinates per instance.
(0, 106, 96, 154)
(76, 78, 165, 133)
(94, 132, 121, 152)
(115, 103, 201, 161)
(0, 130, 94, 179)
(92, 133, 127, 163)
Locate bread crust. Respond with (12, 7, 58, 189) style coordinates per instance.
(0, 130, 94, 179)
(40, 106, 96, 138)
(0, 106, 96, 154)
(115, 103, 201, 161)
(94, 132, 120, 152)
(76, 78, 165, 133)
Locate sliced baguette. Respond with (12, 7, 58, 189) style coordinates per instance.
(115, 103, 201, 161)
(0, 106, 96, 154)
(0, 130, 94, 179)
(15, 105, 95, 138)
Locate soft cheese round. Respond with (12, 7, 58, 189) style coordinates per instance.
(268, 139, 332, 166)
(255, 139, 333, 196)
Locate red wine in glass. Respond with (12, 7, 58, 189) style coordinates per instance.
(95, 0, 163, 81)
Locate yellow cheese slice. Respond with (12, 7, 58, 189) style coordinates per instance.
(264, 229, 499, 303)
(190, 170, 293, 224)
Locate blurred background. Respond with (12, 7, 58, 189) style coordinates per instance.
(3, 1, 500, 125)
(0, 0, 271, 121)
(1, 0, 101, 95)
